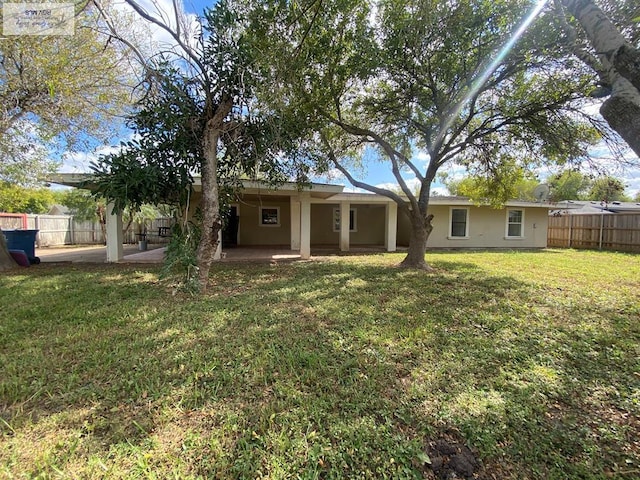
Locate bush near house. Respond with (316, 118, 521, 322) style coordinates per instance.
(0, 250, 638, 479)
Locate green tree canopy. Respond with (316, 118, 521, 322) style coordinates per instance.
(0, 2, 142, 186)
(547, 171, 632, 202)
(587, 176, 630, 202)
(547, 170, 593, 201)
(0, 183, 57, 214)
(442, 171, 541, 205)
(250, 0, 602, 268)
(91, 0, 315, 290)
(60, 188, 105, 222)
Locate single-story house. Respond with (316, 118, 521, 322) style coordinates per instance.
(51, 174, 553, 262)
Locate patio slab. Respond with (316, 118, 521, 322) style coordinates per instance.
(35, 245, 393, 264)
(36, 244, 165, 264)
(35, 245, 304, 264)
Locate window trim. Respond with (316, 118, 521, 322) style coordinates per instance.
(505, 208, 525, 239)
(259, 206, 280, 227)
(448, 207, 470, 239)
(332, 207, 357, 233)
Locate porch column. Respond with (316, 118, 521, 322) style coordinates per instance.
(300, 193, 311, 259)
(105, 201, 123, 263)
(384, 202, 397, 252)
(290, 196, 301, 250)
(214, 230, 222, 260)
(339, 201, 350, 252)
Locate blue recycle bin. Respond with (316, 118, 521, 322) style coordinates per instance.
(3, 229, 40, 264)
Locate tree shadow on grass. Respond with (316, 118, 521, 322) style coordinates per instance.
(0, 259, 638, 478)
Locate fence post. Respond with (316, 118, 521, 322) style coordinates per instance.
(34, 215, 41, 247)
(568, 215, 573, 248)
(598, 212, 604, 250)
(70, 217, 75, 245)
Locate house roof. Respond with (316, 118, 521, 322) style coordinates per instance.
(49, 173, 555, 208)
(49, 174, 345, 200)
(48, 204, 71, 215)
(550, 200, 640, 215)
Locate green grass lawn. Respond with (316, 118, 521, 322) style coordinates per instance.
(1, 249, 639, 479)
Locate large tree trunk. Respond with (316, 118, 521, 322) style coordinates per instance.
(0, 228, 18, 271)
(196, 123, 223, 292)
(196, 99, 233, 292)
(614, 45, 640, 94)
(399, 212, 434, 270)
(600, 79, 640, 157)
(562, 0, 640, 158)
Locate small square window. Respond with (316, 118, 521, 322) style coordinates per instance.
(259, 207, 280, 226)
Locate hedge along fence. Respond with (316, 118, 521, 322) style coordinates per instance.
(0, 214, 174, 247)
(548, 213, 640, 252)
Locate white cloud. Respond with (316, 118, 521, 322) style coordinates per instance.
(431, 186, 450, 196)
(59, 145, 125, 173)
(322, 168, 346, 183)
(375, 177, 421, 194)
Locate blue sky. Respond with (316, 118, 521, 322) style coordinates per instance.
(59, 0, 640, 197)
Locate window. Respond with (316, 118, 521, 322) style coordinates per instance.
(333, 208, 357, 232)
(506, 209, 524, 237)
(259, 206, 280, 227)
(449, 208, 469, 238)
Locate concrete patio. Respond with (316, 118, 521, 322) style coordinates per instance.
(36, 244, 303, 264)
(35, 244, 392, 264)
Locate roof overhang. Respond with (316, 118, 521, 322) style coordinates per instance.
(49, 172, 97, 189)
(49, 174, 345, 200)
(234, 180, 344, 199)
(49, 173, 559, 208)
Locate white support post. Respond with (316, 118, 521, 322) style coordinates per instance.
(214, 230, 222, 260)
(300, 193, 311, 259)
(290, 196, 301, 251)
(105, 202, 124, 263)
(340, 201, 350, 252)
(385, 202, 398, 252)
(70, 216, 75, 245)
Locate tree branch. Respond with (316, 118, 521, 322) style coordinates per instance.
(91, 0, 157, 82)
(321, 136, 410, 214)
(553, 0, 611, 86)
(122, 0, 206, 75)
(321, 113, 424, 207)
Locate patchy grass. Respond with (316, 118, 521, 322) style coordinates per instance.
(0, 249, 639, 479)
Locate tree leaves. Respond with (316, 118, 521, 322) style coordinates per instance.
(0, 5, 142, 186)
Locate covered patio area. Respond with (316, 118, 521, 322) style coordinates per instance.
(49, 175, 400, 264)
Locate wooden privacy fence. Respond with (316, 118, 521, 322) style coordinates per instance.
(548, 213, 640, 252)
(0, 214, 174, 247)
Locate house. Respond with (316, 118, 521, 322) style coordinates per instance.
(550, 200, 640, 215)
(47, 204, 71, 216)
(51, 174, 552, 262)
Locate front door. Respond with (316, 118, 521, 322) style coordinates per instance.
(222, 205, 239, 247)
